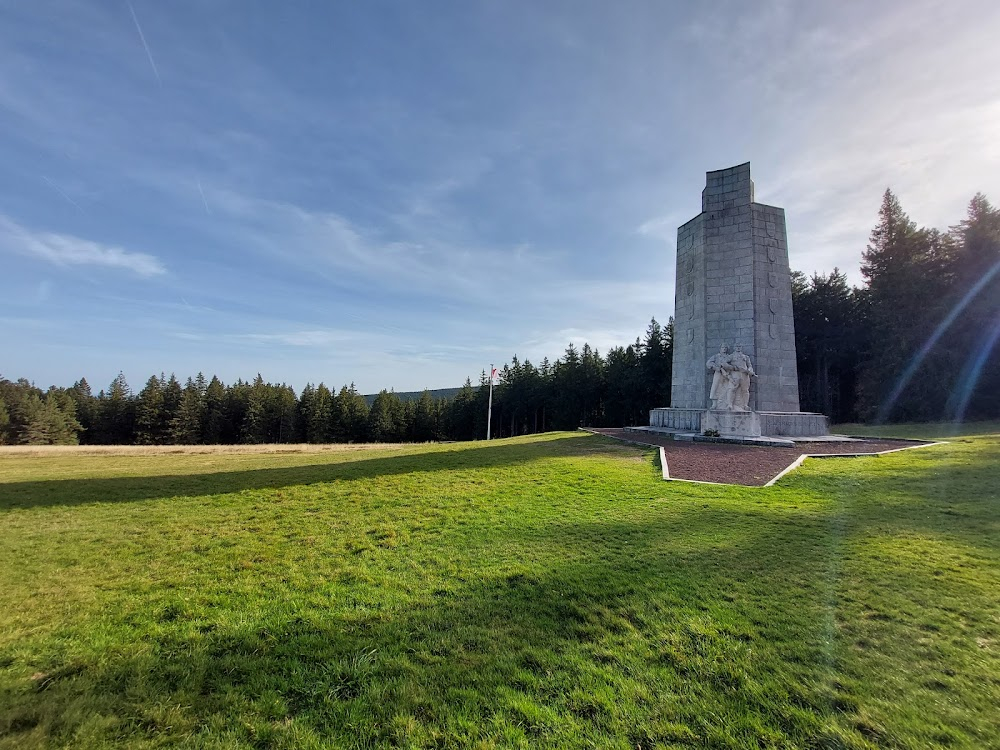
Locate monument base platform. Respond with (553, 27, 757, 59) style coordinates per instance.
(758, 411, 829, 437)
(648, 408, 829, 438)
(702, 409, 761, 437)
(649, 407, 703, 432)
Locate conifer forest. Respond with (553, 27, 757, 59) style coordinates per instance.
(3, 191, 998, 445)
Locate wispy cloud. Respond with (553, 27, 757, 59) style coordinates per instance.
(0, 216, 166, 277)
(201, 185, 555, 307)
(636, 212, 689, 244)
(238, 330, 362, 347)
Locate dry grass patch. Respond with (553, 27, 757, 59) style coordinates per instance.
(0, 442, 416, 457)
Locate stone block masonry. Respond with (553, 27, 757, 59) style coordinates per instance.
(671, 162, 801, 412)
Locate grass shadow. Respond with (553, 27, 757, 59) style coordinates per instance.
(0, 507, 879, 748)
(0, 433, 634, 511)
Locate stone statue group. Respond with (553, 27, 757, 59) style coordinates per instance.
(707, 344, 756, 411)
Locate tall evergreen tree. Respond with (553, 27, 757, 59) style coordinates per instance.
(134, 375, 165, 444)
(18, 390, 82, 445)
(368, 390, 401, 442)
(273, 385, 298, 443)
(96, 373, 134, 444)
(161, 374, 183, 439)
(446, 378, 477, 441)
(792, 269, 861, 422)
(242, 375, 267, 444)
(946, 194, 1000, 419)
(639, 317, 672, 411)
(0, 395, 9, 444)
(299, 383, 334, 443)
(171, 378, 204, 444)
(69, 378, 98, 443)
(203, 376, 228, 444)
(857, 190, 954, 421)
(412, 389, 440, 441)
(335, 384, 369, 442)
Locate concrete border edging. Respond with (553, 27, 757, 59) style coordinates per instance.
(579, 427, 948, 488)
(763, 440, 947, 487)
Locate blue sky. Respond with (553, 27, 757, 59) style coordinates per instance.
(2, 0, 999, 394)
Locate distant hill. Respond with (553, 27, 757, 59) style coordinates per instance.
(363, 386, 464, 406)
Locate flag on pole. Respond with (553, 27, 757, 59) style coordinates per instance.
(487, 364, 495, 440)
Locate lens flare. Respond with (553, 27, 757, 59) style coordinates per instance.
(951, 311, 1000, 423)
(877, 258, 1000, 423)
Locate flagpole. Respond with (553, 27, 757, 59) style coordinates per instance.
(486, 364, 494, 440)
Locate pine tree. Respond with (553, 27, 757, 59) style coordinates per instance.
(69, 378, 98, 443)
(273, 385, 297, 443)
(298, 383, 333, 443)
(171, 378, 204, 444)
(367, 390, 398, 442)
(858, 190, 958, 420)
(0, 395, 9, 444)
(946, 193, 1000, 419)
(96, 373, 134, 444)
(792, 269, 861, 421)
(552, 344, 583, 429)
(413, 389, 438, 441)
(226, 379, 251, 443)
(242, 375, 267, 444)
(446, 378, 477, 440)
(640, 317, 672, 412)
(203, 376, 228, 444)
(312, 383, 333, 442)
(19, 390, 82, 445)
(336, 384, 369, 442)
(161, 374, 183, 440)
(134, 375, 165, 444)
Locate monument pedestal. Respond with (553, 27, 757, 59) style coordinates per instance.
(647, 408, 829, 439)
(702, 409, 761, 438)
(649, 407, 703, 432)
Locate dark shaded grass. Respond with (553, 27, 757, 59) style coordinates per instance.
(0, 435, 618, 510)
(1, 431, 997, 749)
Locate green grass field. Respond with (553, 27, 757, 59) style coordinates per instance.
(1, 428, 998, 749)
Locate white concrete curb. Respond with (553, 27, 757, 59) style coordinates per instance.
(579, 427, 948, 488)
(762, 441, 946, 487)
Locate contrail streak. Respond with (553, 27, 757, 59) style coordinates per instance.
(127, 1, 162, 87)
(42, 176, 85, 214)
(197, 179, 212, 215)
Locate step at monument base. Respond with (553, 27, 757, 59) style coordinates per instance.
(649, 408, 828, 438)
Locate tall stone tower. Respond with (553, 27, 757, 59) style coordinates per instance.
(670, 162, 800, 412)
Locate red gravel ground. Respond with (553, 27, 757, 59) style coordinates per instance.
(588, 428, 930, 487)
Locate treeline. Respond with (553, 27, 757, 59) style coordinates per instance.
(0, 319, 673, 445)
(793, 190, 1000, 423)
(4, 191, 996, 444)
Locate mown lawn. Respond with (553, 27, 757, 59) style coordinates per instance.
(0, 430, 998, 749)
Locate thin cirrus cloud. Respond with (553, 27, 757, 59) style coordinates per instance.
(0, 216, 165, 278)
(198, 183, 554, 308)
(238, 330, 363, 348)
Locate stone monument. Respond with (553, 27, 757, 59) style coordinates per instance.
(649, 162, 828, 439)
